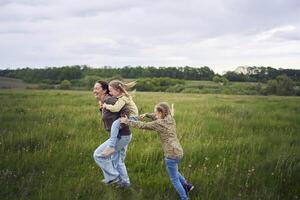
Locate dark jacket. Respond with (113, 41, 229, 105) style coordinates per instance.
(101, 94, 131, 136)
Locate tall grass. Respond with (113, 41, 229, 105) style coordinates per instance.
(0, 90, 299, 200)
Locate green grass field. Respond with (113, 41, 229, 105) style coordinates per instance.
(0, 89, 299, 200)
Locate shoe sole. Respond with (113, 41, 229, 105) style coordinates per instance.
(105, 178, 120, 185)
(188, 186, 194, 192)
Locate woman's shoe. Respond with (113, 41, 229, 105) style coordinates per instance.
(105, 176, 121, 185)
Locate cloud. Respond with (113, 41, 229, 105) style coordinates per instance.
(0, 0, 300, 73)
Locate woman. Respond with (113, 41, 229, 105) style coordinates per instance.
(92, 80, 132, 187)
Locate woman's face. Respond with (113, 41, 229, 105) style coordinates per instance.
(109, 85, 121, 97)
(93, 83, 105, 97)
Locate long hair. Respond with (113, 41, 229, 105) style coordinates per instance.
(109, 80, 136, 97)
(155, 102, 174, 118)
(97, 80, 109, 94)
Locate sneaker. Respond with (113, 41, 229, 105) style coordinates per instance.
(105, 177, 121, 185)
(116, 182, 131, 188)
(184, 182, 194, 194)
(101, 147, 116, 157)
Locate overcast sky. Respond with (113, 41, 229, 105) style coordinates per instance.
(0, 0, 300, 73)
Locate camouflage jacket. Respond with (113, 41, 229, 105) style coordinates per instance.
(128, 113, 183, 159)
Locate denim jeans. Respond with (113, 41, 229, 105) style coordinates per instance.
(165, 157, 188, 200)
(107, 116, 138, 148)
(93, 135, 132, 184)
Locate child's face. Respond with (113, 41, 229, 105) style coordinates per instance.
(154, 109, 163, 119)
(109, 85, 122, 97)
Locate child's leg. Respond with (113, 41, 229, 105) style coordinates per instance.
(107, 118, 121, 148)
(101, 119, 121, 157)
(178, 172, 187, 186)
(178, 171, 194, 194)
(102, 116, 137, 157)
(164, 158, 188, 200)
(108, 116, 138, 148)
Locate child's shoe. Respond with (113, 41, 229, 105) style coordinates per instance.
(101, 147, 116, 157)
(184, 182, 194, 194)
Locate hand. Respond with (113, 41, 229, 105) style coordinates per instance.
(139, 114, 146, 121)
(102, 103, 107, 108)
(98, 101, 102, 109)
(120, 115, 129, 124)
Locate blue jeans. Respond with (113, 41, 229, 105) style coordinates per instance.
(165, 157, 188, 200)
(93, 135, 132, 184)
(107, 116, 138, 148)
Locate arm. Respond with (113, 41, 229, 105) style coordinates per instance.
(145, 113, 157, 120)
(121, 115, 162, 131)
(128, 120, 158, 131)
(139, 113, 156, 121)
(128, 119, 163, 132)
(104, 98, 126, 113)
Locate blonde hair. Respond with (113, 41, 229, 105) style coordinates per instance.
(155, 102, 174, 118)
(109, 80, 136, 97)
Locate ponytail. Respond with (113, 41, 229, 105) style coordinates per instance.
(109, 80, 136, 97)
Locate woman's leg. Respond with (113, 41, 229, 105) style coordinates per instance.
(93, 139, 120, 183)
(114, 135, 132, 185)
(164, 158, 189, 200)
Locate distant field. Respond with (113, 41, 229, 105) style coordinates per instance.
(0, 89, 299, 200)
(0, 76, 267, 95)
(0, 77, 37, 89)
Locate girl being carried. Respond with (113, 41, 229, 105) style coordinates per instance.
(101, 80, 139, 157)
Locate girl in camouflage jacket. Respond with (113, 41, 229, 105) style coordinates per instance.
(121, 102, 194, 200)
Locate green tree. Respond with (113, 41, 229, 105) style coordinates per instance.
(213, 76, 229, 85)
(59, 80, 72, 90)
(265, 80, 277, 94)
(265, 75, 295, 95)
(83, 75, 102, 89)
(276, 75, 295, 95)
(213, 76, 222, 83)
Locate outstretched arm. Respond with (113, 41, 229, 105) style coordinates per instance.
(121, 115, 161, 131)
(139, 113, 156, 121)
(145, 113, 157, 120)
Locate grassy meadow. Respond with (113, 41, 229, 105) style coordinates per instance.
(0, 89, 300, 200)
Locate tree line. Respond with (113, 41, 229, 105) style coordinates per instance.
(1, 65, 299, 84)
